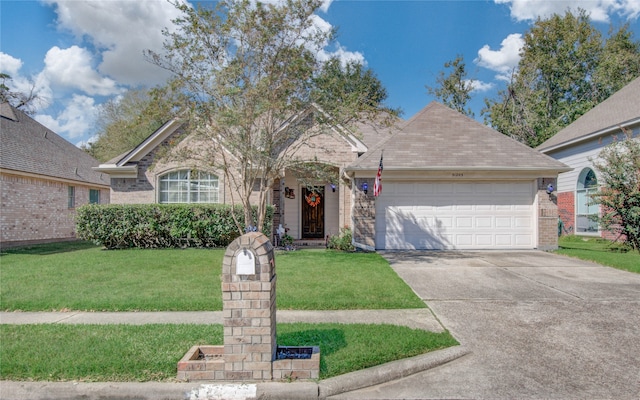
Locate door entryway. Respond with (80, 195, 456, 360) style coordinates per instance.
(301, 187, 324, 239)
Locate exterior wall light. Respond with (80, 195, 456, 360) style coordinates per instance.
(330, 183, 336, 192)
(546, 183, 554, 194)
(362, 182, 368, 194)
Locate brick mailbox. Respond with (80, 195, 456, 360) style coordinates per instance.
(177, 232, 319, 381)
(222, 231, 278, 380)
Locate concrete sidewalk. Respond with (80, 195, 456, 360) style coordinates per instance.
(0, 309, 443, 332)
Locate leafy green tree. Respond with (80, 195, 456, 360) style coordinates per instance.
(483, 10, 639, 147)
(312, 57, 400, 124)
(594, 24, 640, 100)
(426, 55, 474, 117)
(145, 0, 394, 232)
(86, 86, 183, 162)
(590, 131, 640, 252)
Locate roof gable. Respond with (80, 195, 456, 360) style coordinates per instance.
(348, 101, 569, 173)
(97, 104, 366, 176)
(0, 103, 109, 186)
(538, 77, 640, 152)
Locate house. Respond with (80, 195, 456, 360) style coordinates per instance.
(538, 77, 640, 238)
(0, 103, 110, 248)
(96, 101, 569, 250)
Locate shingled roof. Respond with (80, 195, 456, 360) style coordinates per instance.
(0, 103, 109, 187)
(347, 101, 570, 173)
(538, 77, 640, 152)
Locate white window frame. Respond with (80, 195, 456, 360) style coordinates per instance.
(158, 169, 220, 204)
(575, 168, 599, 235)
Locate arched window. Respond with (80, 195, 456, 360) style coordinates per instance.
(159, 170, 219, 204)
(576, 168, 598, 233)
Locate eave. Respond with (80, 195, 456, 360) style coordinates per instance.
(539, 117, 640, 154)
(92, 164, 138, 178)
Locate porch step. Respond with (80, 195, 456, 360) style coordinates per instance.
(293, 239, 327, 249)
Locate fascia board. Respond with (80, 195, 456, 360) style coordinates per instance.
(349, 167, 573, 179)
(117, 118, 184, 166)
(1, 168, 111, 188)
(93, 164, 138, 178)
(539, 117, 640, 154)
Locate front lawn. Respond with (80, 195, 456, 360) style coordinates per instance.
(556, 235, 640, 274)
(0, 242, 425, 311)
(0, 323, 457, 381)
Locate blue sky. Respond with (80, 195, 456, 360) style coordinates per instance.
(1, 0, 639, 147)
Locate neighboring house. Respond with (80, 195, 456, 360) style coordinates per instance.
(0, 103, 110, 247)
(97, 101, 569, 250)
(538, 77, 640, 239)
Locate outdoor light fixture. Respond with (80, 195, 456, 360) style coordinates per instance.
(546, 183, 554, 194)
(330, 183, 336, 192)
(362, 182, 368, 194)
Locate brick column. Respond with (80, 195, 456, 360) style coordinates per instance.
(537, 178, 559, 251)
(221, 232, 277, 380)
(352, 177, 376, 250)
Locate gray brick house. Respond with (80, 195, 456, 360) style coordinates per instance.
(1, 103, 110, 247)
(96, 102, 569, 250)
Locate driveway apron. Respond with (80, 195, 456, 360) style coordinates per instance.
(330, 251, 640, 399)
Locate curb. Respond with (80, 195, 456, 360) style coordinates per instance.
(317, 345, 469, 398)
(0, 346, 469, 400)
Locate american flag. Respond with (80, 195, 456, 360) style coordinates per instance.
(373, 152, 383, 197)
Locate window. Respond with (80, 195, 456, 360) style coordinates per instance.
(89, 189, 100, 204)
(68, 186, 75, 209)
(576, 168, 598, 233)
(159, 170, 219, 204)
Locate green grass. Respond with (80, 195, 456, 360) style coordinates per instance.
(0, 242, 425, 311)
(556, 235, 640, 274)
(0, 323, 457, 381)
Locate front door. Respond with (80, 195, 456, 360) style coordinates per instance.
(301, 187, 324, 239)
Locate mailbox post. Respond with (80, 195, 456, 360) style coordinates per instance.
(221, 232, 277, 380)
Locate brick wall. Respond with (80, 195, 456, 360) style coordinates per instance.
(1, 172, 109, 246)
(351, 177, 376, 250)
(557, 191, 575, 234)
(536, 177, 559, 250)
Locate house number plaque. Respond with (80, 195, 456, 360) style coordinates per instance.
(236, 249, 256, 275)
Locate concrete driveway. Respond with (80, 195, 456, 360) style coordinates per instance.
(331, 251, 640, 399)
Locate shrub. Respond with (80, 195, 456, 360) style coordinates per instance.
(76, 204, 273, 249)
(327, 228, 355, 252)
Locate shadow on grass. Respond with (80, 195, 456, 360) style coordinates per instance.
(0, 240, 99, 256)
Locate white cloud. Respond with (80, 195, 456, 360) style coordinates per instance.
(475, 33, 524, 81)
(44, 0, 182, 86)
(0, 52, 52, 110)
(467, 80, 494, 93)
(319, 0, 334, 13)
(0, 52, 23, 76)
(34, 95, 99, 140)
(495, 0, 640, 22)
(307, 14, 366, 66)
(43, 46, 121, 96)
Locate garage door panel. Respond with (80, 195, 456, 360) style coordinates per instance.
(376, 182, 535, 250)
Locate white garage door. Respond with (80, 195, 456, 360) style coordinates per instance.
(375, 182, 535, 250)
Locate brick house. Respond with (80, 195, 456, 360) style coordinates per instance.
(1, 103, 110, 247)
(538, 77, 640, 239)
(97, 102, 569, 250)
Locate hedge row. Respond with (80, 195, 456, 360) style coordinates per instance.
(76, 204, 273, 249)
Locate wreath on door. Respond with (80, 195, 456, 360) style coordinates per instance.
(305, 192, 321, 207)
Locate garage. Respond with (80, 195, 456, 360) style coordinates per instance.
(375, 181, 536, 250)
(345, 102, 571, 251)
